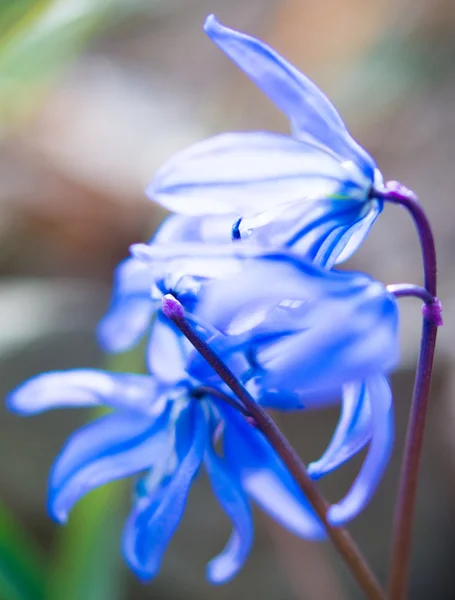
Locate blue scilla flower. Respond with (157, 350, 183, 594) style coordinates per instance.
(7, 311, 328, 583)
(146, 15, 384, 268)
(98, 213, 234, 354)
(134, 242, 397, 524)
(197, 252, 398, 524)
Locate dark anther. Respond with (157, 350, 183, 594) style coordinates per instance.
(232, 218, 242, 240)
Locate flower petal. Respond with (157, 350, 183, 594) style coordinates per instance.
(205, 442, 253, 584)
(147, 312, 187, 384)
(327, 375, 394, 525)
(98, 295, 154, 353)
(98, 214, 230, 353)
(97, 256, 154, 353)
(196, 252, 368, 336)
(6, 370, 161, 416)
(147, 131, 351, 217)
(49, 406, 172, 523)
(221, 405, 325, 540)
(122, 403, 207, 580)
(308, 381, 374, 478)
(238, 198, 382, 268)
(204, 15, 376, 175)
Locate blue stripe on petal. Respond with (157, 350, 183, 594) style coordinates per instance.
(49, 406, 172, 523)
(239, 198, 382, 268)
(122, 403, 207, 580)
(204, 15, 376, 176)
(221, 405, 325, 540)
(307, 381, 373, 478)
(147, 131, 350, 217)
(327, 375, 394, 525)
(205, 442, 253, 584)
(6, 370, 160, 416)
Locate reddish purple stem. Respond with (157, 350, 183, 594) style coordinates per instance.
(378, 181, 441, 600)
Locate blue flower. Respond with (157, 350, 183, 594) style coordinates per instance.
(146, 15, 384, 268)
(7, 312, 328, 583)
(98, 213, 234, 354)
(134, 242, 398, 521)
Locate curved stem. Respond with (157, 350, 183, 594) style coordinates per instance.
(162, 295, 386, 600)
(378, 182, 440, 600)
(387, 283, 434, 305)
(375, 182, 437, 297)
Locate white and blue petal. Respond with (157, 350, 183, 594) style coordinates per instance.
(308, 381, 374, 478)
(97, 256, 155, 353)
(239, 197, 382, 268)
(205, 439, 253, 584)
(147, 312, 188, 385)
(327, 375, 394, 525)
(122, 402, 207, 580)
(221, 405, 325, 540)
(48, 405, 173, 523)
(6, 369, 162, 416)
(98, 214, 233, 354)
(204, 15, 376, 177)
(147, 131, 364, 217)
(196, 252, 371, 336)
(258, 287, 399, 398)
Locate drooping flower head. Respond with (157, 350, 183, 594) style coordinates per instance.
(7, 310, 331, 583)
(146, 15, 385, 268)
(134, 241, 399, 524)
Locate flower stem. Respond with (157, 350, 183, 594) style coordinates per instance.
(379, 181, 441, 600)
(162, 295, 386, 600)
(375, 182, 437, 297)
(387, 283, 434, 305)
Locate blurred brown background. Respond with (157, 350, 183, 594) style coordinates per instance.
(0, 1, 454, 598)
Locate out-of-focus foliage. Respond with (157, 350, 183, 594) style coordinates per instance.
(0, 0, 165, 132)
(45, 348, 145, 600)
(0, 501, 46, 600)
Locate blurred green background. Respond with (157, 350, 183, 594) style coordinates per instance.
(1, 1, 455, 599)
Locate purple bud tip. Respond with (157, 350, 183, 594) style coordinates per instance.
(423, 298, 443, 326)
(382, 180, 418, 203)
(246, 416, 259, 428)
(162, 294, 185, 321)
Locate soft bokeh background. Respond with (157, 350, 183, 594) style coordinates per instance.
(0, 1, 454, 598)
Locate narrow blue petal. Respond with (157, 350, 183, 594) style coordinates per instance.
(204, 15, 376, 176)
(308, 381, 373, 478)
(6, 370, 161, 416)
(97, 256, 154, 353)
(205, 443, 253, 584)
(49, 407, 172, 523)
(122, 403, 207, 580)
(98, 214, 226, 354)
(147, 312, 187, 384)
(221, 405, 325, 540)
(147, 131, 352, 217)
(97, 295, 154, 353)
(332, 200, 382, 265)
(328, 376, 394, 525)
